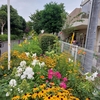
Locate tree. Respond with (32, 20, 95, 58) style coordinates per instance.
(41, 2, 66, 34)
(30, 2, 66, 34)
(30, 10, 43, 34)
(0, 5, 26, 36)
(0, 10, 7, 35)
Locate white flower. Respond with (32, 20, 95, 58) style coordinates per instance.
(18, 88, 20, 92)
(84, 72, 89, 75)
(24, 66, 34, 75)
(20, 90, 23, 93)
(21, 74, 26, 79)
(39, 62, 45, 68)
(85, 75, 95, 81)
(27, 74, 34, 79)
(20, 60, 26, 67)
(16, 67, 23, 76)
(68, 58, 73, 62)
(32, 53, 36, 58)
(21, 66, 34, 79)
(6, 92, 10, 96)
(25, 52, 30, 57)
(9, 79, 17, 87)
(18, 88, 23, 93)
(10, 89, 12, 91)
(31, 59, 39, 66)
(92, 71, 98, 78)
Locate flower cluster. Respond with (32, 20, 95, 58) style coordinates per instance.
(31, 85, 79, 100)
(16, 60, 34, 80)
(85, 71, 98, 81)
(48, 69, 68, 89)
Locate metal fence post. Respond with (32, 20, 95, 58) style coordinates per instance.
(61, 41, 64, 52)
(74, 45, 78, 66)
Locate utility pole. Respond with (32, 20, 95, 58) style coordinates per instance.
(83, 0, 100, 73)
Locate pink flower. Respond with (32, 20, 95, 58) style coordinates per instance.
(48, 75, 53, 79)
(62, 77, 68, 82)
(60, 82, 67, 89)
(48, 69, 54, 79)
(48, 69, 54, 75)
(54, 71, 62, 79)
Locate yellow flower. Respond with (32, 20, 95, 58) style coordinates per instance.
(12, 95, 20, 100)
(31, 93, 38, 99)
(33, 87, 39, 92)
(19, 44, 22, 47)
(21, 93, 31, 100)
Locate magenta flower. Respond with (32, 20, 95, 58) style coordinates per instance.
(48, 69, 54, 79)
(48, 75, 53, 79)
(54, 71, 62, 79)
(60, 82, 67, 89)
(48, 69, 54, 75)
(62, 77, 68, 82)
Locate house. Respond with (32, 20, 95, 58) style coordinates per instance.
(60, 0, 100, 52)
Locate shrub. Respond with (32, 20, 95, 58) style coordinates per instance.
(12, 36, 42, 56)
(11, 35, 18, 40)
(0, 34, 7, 41)
(0, 34, 18, 41)
(39, 33, 56, 53)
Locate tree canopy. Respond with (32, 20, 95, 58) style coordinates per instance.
(0, 5, 26, 36)
(30, 2, 67, 34)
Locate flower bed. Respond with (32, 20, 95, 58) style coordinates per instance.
(0, 37, 100, 100)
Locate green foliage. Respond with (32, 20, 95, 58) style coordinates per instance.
(30, 2, 66, 34)
(0, 5, 26, 35)
(30, 10, 43, 34)
(0, 34, 18, 41)
(12, 37, 42, 56)
(39, 33, 56, 53)
(41, 2, 66, 33)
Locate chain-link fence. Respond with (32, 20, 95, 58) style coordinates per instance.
(60, 41, 100, 73)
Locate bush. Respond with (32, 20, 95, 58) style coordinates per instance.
(39, 33, 56, 53)
(12, 36, 42, 56)
(0, 34, 7, 41)
(0, 34, 18, 41)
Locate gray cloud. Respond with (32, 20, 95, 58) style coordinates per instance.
(0, 0, 82, 21)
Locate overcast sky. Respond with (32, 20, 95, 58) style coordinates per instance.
(0, 0, 82, 21)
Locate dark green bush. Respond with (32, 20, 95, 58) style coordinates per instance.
(39, 33, 56, 53)
(0, 34, 7, 41)
(0, 34, 18, 41)
(11, 35, 18, 40)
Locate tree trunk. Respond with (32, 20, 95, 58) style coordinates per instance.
(1, 22, 5, 35)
